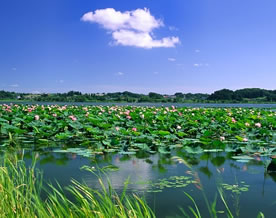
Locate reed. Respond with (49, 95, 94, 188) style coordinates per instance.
(0, 155, 155, 218)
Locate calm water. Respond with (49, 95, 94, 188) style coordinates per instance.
(1, 101, 276, 108)
(7, 147, 276, 218)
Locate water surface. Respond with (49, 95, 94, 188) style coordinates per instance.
(8, 147, 276, 218)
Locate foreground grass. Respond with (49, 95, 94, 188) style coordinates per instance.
(0, 155, 155, 218)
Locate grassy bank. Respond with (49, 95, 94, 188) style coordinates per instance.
(0, 155, 154, 218)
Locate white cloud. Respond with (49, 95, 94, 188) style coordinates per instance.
(193, 63, 209, 67)
(117, 72, 124, 76)
(81, 8, 162, 32)
(195, 49, 200, 53)
(168, 57, 176, 62)
(81, 8, 180, 49)
(153, 71, 159, 75)
(112, 30, 179, 48)
(169, 26, 178, 31)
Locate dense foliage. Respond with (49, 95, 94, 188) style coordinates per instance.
(208, 88, 276, 102)
(0, 104, 275, 154)
(1, 88, 275, 102)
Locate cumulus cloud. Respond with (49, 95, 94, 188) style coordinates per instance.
(81, 8, 180, 49)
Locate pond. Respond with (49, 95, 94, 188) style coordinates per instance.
(0, 103, 275, 217)
(7, 146, 276, 218)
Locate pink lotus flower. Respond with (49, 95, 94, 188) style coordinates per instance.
(243, 137, 248, 142)
(220, 136, 225, 141)
(53, 113, 57, 117)
(124, 110, 130, 115)
(231, 118, 236, 123)
(115, 127, 120, 131)
(28, 108, 33, 112)
(34, 115, 39, 120)
(255, 123, 261, 128)
(69, 115, 77, 121)
(245, 122, 250, 127)
(126, 115, 131, 119)
(132, 127, 137, 132)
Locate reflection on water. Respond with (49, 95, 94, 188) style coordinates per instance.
(2, 148, 276, 217)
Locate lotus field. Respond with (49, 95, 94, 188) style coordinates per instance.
(0, 104, 275, 155)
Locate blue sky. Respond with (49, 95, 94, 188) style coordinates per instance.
(1, 0, 275, 94)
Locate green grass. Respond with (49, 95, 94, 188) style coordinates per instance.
(0, 154, 155, 218)
(178, 190, 265, 218)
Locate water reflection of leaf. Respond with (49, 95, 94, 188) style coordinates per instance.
(267, 172, 276, 183)
(200, 153, 211, 161)
(119, 155, 132, 162)
(211, 156, 226, 167)
(176, 154, 200, 166)
(39, 153, 69, 166)
(159, 156, 174, 165)
(199, 166, 213, 178)
(153, 164, 167, 173)
(39, 155, 55, 165)
(135, 151, 150, 159)
(230, 163, 241, 170)
(145, 159, 153, 164)
(267, 159, 276, 172)
(55, 156, 70, 166)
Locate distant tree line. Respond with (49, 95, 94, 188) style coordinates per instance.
(0, 88, 275, 103)
(207, 88, 276, 102)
